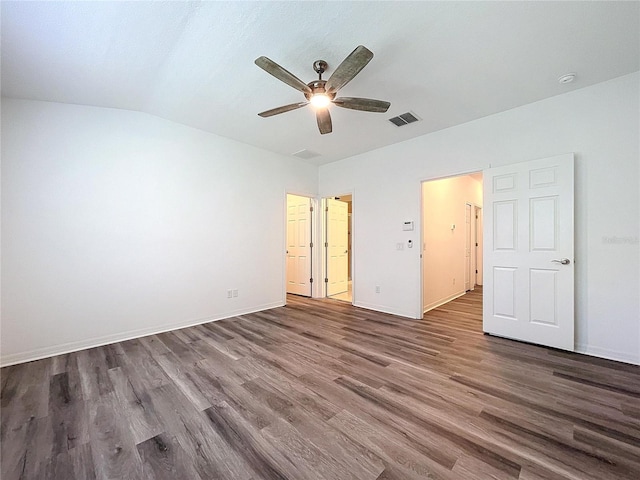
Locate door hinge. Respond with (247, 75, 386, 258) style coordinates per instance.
(475, 243, 478, 246)
(476, 270, 478, 274)
(310, 206, 314, 212)
(325, 242, 328, 248)
(325, 206, 329, 212)
(324, 278, 328, 283)
(310, 242, 313, 248)
(310, 278, 313, 283)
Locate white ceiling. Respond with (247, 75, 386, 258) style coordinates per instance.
(2, 1, 638, 165)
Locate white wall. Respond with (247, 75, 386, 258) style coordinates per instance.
(422, 175, 482, 312)
(1, 99, 318, 366)
(3, 73, 638, 367)
(319, 72, 640, 365)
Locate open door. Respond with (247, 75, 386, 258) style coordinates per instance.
(286, 194, 312, 296)
(326, 198, 349, 296)
(483, 153, 574, 351)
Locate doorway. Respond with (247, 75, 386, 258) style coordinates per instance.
(464, 203, 484, 292)
(420, 154, 574, 351)
(421, 173, 483, 313)
(325, 195, 352, 303)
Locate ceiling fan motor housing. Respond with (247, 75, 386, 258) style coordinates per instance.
(304, 80, 336, 101)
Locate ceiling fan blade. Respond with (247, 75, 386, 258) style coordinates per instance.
(324, 45, 374, 94)
(258, 102, 308, 117)
(332, 97, 390, 113)
(316, 108, 332, 135)
(255, 56, 312, 94)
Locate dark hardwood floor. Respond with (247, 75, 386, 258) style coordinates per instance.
(2, 288, 639, 479)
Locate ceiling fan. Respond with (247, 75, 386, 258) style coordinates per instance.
(255, 45, 390, 135)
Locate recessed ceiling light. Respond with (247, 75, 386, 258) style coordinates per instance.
(558, 73, 576, 84)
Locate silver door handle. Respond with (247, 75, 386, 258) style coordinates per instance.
(551, 258, 570, 265)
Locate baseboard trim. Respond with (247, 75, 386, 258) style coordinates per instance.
(353, 301, 419, 320)
(575, 343, 639, 366)
(423, 291, 466, 314)
(5, 303, 636, 368)
(0, 301, 284, 367)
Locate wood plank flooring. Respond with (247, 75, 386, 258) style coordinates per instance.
(2, 289, 640, 479)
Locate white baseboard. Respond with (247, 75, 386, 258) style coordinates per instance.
(5, 302, 636, 369)
(0, 301, 284, 367)
(423, 291, 466, 314)
(575, 343, 639, 366)
(353, 301, 420, 320)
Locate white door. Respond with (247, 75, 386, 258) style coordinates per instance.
(327, 198, 349, 296)
(483, 153, 574, 351)
(286, 194, 312, 296)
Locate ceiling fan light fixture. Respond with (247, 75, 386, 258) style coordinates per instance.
(310, 93, 331, 109)
(255, 46, 390, 134)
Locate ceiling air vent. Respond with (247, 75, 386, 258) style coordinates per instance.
(292, 149, 320, 160)
(389, 112, 420, 127)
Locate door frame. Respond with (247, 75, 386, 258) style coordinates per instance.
(419, 170, 483, 317)
(321, 191, 355, 304)
(283, 190, 320, 304)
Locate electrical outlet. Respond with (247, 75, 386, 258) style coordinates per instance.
(227, 290, 233, 298)
(375, 285, 381, 293)
(233, 289, 238, 298)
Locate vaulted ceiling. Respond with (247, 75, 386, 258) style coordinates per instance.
(2, 1, 638, 165)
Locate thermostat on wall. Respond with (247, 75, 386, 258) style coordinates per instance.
(403, 221, 414, 231)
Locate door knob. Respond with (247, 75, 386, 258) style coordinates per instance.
(551, 258, 570, 265)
